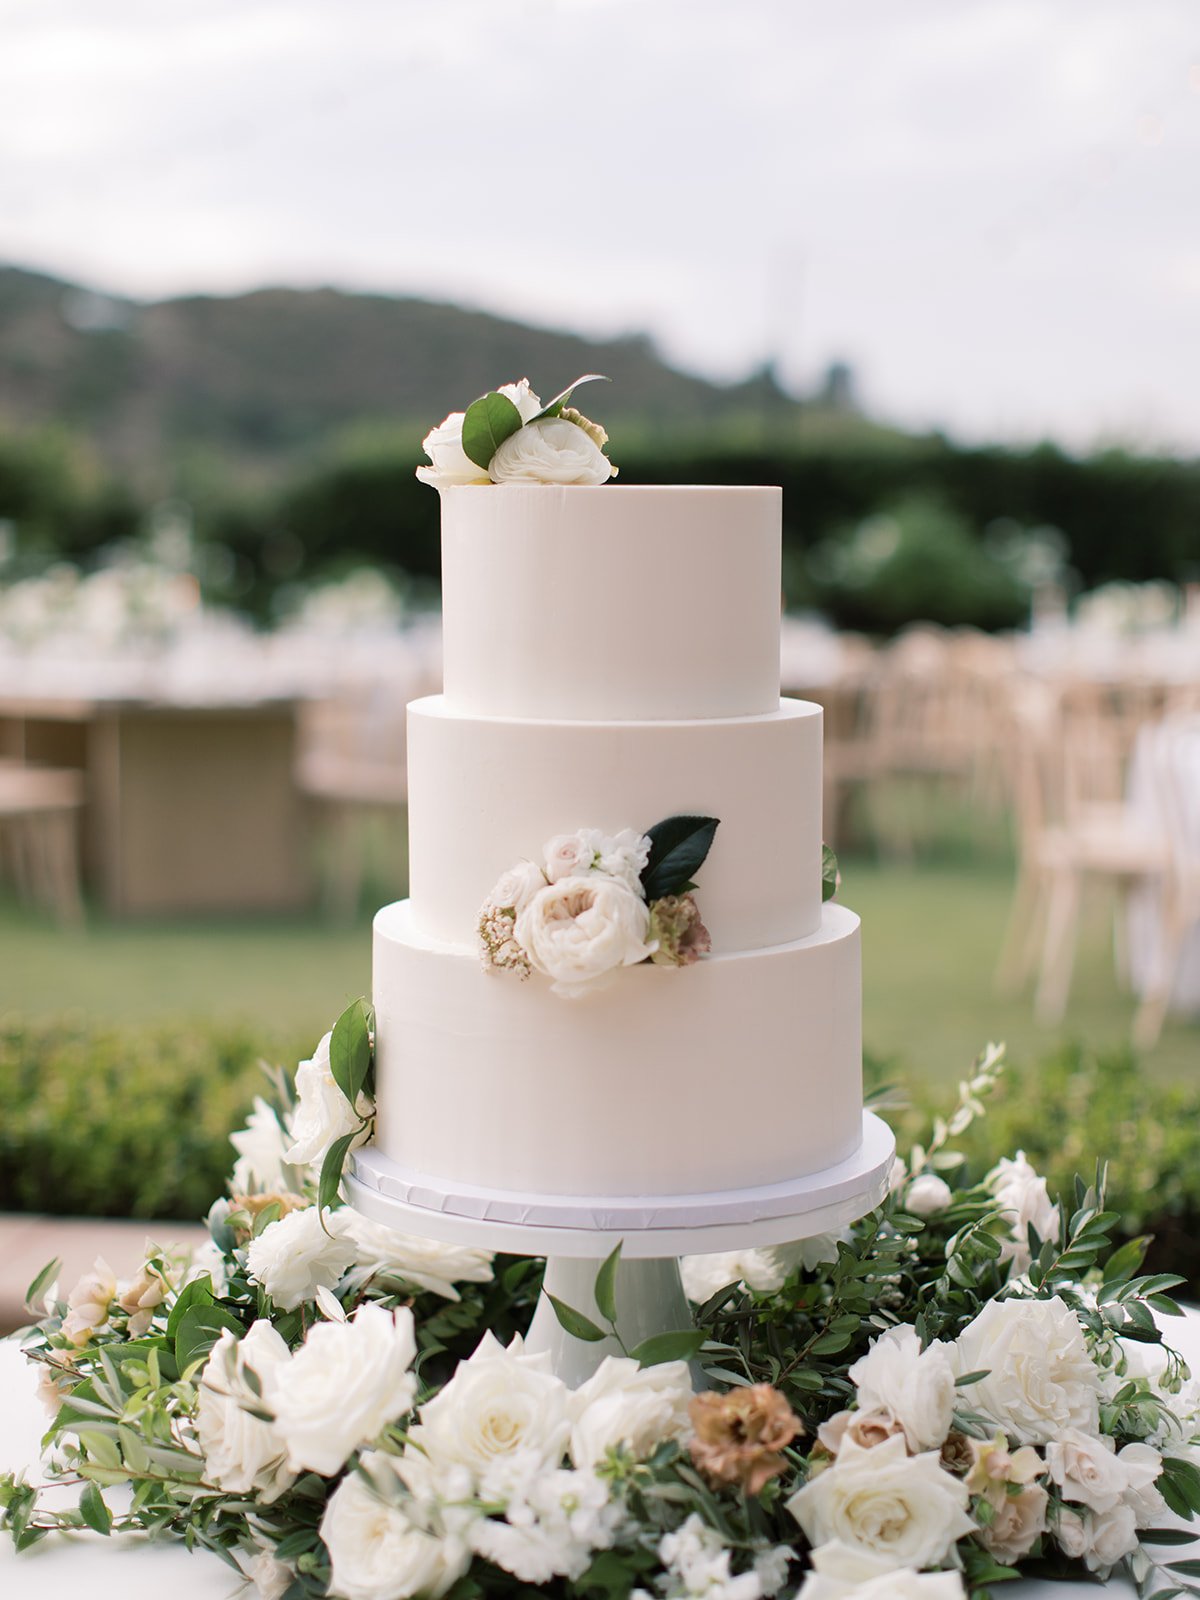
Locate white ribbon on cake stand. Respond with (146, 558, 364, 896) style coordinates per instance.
(347, 1110, 895, 1387)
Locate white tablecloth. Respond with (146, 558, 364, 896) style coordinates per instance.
(6, 1321, 1200, 1599)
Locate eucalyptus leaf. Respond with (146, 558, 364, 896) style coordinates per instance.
(531, 373, 610, 423)
(545, 1294, 606, 1343)
(78, 1481, 112, 1536)
(24, 1256, 61, 1312)
(593, 1242, 622, 1327)
(641, 816, 720, 901)
(822, 843, 840, 903)
(629, 1329, 706, 1367)
(319, 1130, 358, 1214)
(461, 391, 523, 470)
(329, 997, 373, 1106)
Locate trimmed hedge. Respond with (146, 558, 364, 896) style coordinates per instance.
(0, 1015, 309, 1220)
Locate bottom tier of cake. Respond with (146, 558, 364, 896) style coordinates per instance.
(372, 899, 862, 1198)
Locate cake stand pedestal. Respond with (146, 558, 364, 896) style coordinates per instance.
(347, 1110, 895, 1387)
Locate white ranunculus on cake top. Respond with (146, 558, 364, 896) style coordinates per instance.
(416, 374, 618, 488)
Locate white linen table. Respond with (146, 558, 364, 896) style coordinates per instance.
(5, 1321, 1200, 1599)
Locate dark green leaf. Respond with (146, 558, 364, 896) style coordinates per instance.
(630, 1329, 707, 1366)
(1167, 1561, 1200, 1577)
(319, 1131, 358, 1214)
(821, 843, 839, 902)
(329, 997, 373, 1106)
(593, 1242, 622, 1328)
(1143, 1530, 1200, 1545)
(174, 1302, 244, 1373)
(545, 1294, 606, 1343)
(641, 816, 720, 901)
(79, 1481, 111, 1536)
(531, 373, 609, 423)
(461, 391, 524, 469)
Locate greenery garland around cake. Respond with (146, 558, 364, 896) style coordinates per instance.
(417, 375, 618, 488)
(6, 1009, 1200, 1600)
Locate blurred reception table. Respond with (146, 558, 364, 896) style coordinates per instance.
(0, 693, 309, 915)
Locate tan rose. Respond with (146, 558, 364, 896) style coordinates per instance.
(689, 1384, 803, 1495)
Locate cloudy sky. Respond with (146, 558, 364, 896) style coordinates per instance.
(3, 0, 1199, 448)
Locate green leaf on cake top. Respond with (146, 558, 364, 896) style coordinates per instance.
(418, 374, 617, 489)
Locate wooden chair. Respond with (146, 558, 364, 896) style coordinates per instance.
(0, 763, 86, 925)
(1130, 716, 1200, 1048)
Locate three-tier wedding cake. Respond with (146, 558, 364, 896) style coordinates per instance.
(370, 423, 863, 1204)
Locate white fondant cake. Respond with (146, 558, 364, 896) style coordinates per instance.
(372, 483, 863, 1199)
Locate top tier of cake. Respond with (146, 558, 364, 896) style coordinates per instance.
(440, 484, 782, 722)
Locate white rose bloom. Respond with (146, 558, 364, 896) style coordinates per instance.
(1055, 1502, 1140, 1574)
(495, 377, 543, 422)
(787, 1435, 974, 1572)
(681, 1239, 837, 1303)
(321, 1452, 469, 1600)
(239, 1549, 294, 1600)
(268, 1303, 418, 1476)
(1045, 1427, 1131, 1513)
(196, 1322, 296, 1503)
(484, 859, 548, 915)
(904, 1174, 953, 1217)
(544, 829, 604, 883)
(230, 1097, 294, 1193)
(798, 1540, 966, 1599)
(847, 1325, 956, 1452)
(515, 875, 656, 995)
(61, 1256, 116, 1347)
(470, 1466, 621, 1583)
(953, 1295, 1102, 1445)
(245, 1204, 357, 1311)
(986, 1152, 1060, 1273)
(405, 1331, 571, 1490)
(658, 1514, 763, 1600)
(415, 412, 491, 490)
(569, 1356, 693, 1468)
(342, 1210, 493, 1301)
(1119, 1441, 1166, 1525)
(489, 417, 615, 486)
(284, 1030, 373, 1170)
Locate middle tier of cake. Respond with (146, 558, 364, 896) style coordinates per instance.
(406, 695, 824, 953)
(373, 898, 862, 1198)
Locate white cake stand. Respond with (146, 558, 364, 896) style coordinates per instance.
(347, 1110, 895, 1386)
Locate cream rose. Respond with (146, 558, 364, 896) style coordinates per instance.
(196, 1322, 296, 1502)
(489, 417, 615, 485)
(847, 1325, 956, 1452)
(787, 1434, 974, 1571)
(404, 1332, 571, 1491)
(415, 412, 490, 490)
(245, 1203, 357, 1311)
(321, 1452, 469, 1600)
(568, 1356, 693, 1468)
(116, 1251, 171, 1337)
(239, 1550, 294, 1600)
(986, 1152, 1060, 1272)
(798, 1541, 967, 1598)
(230, 1096, 294, 1193)
(1045, 1427, 1130, 1513)
(284, 1030, 373, 1169)
(904, 1173, 953, 1217)
(544, 829, 604, 883)
(1054, 1501, 1140, 1574)
(1119, 1441, 1165, 1525)
(979, 1482, 1048, 1565)
(953, 1295, 1102, 1444)
(267, 1303, 418, 1476)
(61, 1256, 116, 1347)
(341, 1210, 493, 1302)
(484, 859, 548, 915)
(514, 874, 656, 995)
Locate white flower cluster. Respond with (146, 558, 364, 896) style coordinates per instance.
(790, 1291, 1171, 1587)
(417, 377, 616, 489)
(479, 827, 658, 997)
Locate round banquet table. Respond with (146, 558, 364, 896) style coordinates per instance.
(4, 1319, 1200, 1599)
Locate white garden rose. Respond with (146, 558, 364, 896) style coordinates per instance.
(847, 1325, 956, 1452)
(284, 1030, 373, 1169)
(230, 1096, 294, 1193)
(239, 1549, 294, 1600)
(245, 1203, 357, 1311)
(515, 874, 656, 995)
(1055, 1501, 1140, 1574)
(489, 417, 615, 485)
(986, 1151, 1060, 1272)
(484, 859, 548, 916)
(496, 377, 543, 422)
(953, 1295, 1102, 1444)
(787, 1435, 974, 1572)
(681, 1238, 839, 1303)
(1045, 1427, 1130, 1513)
(321, 1451, 470, 1600)
(341, 1210, 493, 1301)
(1119, 1441, 1166, 1525)
(569, 1356, 693, 1468)
(268, 1303, 418, 1476)
(415, 412, 490, 490)
(404, 1331, 571, 1491)
(904, 1173, 953, 1217)
(798, 1541, 966, 1599)
(196, 1322, 295, 1502)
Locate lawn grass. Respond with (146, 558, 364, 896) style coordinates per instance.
(0, 850, 1195, 1084)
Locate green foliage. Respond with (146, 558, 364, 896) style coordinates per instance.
(640, 816, 720, 901)
(461, 390, 523, 469)
(0, 1014, 307, 1219)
